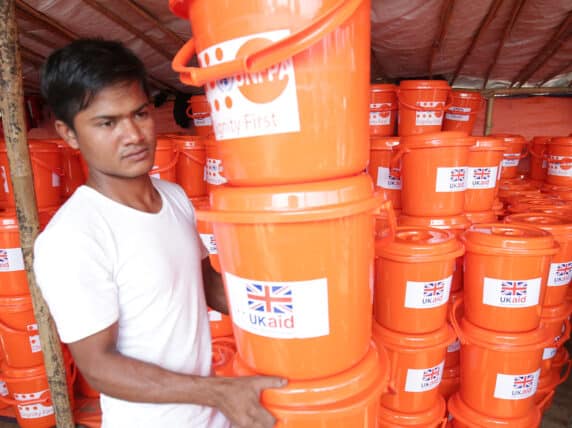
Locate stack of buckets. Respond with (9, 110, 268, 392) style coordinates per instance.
(170, 0, 395, 425)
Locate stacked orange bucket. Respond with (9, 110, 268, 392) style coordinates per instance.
(171, 0, 392, 426)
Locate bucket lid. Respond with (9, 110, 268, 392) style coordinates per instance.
(370, 84, 397, 93)
(377, 226, 463, 262)
(400, 131, 474, 149)
(399, 80, 451, 90)
(377, 394, 446, 426)
(471, 136, 506, 151)
(172, 136, 205, 150)
(398, 214, 470, 232)
(531, 136, 552, 146)
(234, 342, 386, 406)
(373, 321, 455, 351)
(504, 213, 572, 240)
(464, 211, 498, 224)
(541, 301, 572, 322)
(490, 133, 527, 145)
(462, 223, 557, 254)
(450, 90, 483, 100)
(549, 137, 572, 147)
(448, 393, 541, 428)
(370, 137, 400, 151)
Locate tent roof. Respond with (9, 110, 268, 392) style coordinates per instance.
(16, 0, 572, 96)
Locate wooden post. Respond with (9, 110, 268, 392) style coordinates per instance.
(484, 96, 495, 136)
(0, 1, 75, 427)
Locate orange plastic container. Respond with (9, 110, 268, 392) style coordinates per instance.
(370, 84, 398, 136)
(208, 308, 233, 338)
(538, 303, 570, 375)
(0, 213, 28, 296)
(0, 140, 63, 210)
(397, 80, 451, 136)
(447, 392, 542, 428)
(187, 95, 213, 137)
(464, 137, 505, 212)
(58, 143, 86, 201)
(171, 0, 371, 185)
(504, 213, 572, 306)
(192, 197, 221, 273)
(149, 138, 178, 182)
(491, 134, 528, 179)
(529, 137, 552, 182)
(438, 365, 459, 401)
(442, 91, 483, 135)
(450, 307, 551, 419)
(174, 136, 207, 198)
(0, 295, 42, 367)
(461, 223, 558, 332)
(373, 321, 454, 414)
(464, 210, 497, 224)
(445, 338, 461, 368)
(397, 214, 469, 293)
(374, 227, 463, 333)
(204, 138, 226, 193)
(212, 336, 236, 377)
(397, 132, 473, 216)
(377, 394, 446, 428)
(369, 137, 401, 209)
(546, 137, 572, 187)
(232, 342, 388, 428)
(197, 174, 384, 379)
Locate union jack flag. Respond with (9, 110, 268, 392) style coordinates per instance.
(473, 168, 491, 182)
(450, 168, 466, 182)
(555, 262, 572, 279)
(501, 281, 527, 297)
(424, 281, 445, 298)
(513, 375, 534, 390)
(423, 367, 441, 383)
(0, 249, 8, 268)
(247, 283, 293, 314)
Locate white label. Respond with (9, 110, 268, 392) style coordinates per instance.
(51, 172, 60, 188)
(435, 167, 467, 192)
(0, 247, 25, 272)
(466, 166, 498, 189)
(548, 156, 572, 177)
(376, 167, 401, 190)
(29, 334, 41, 353)
(194, 116, 213, 127)
(1, 166, 8, 194)
(404, 276, 452, 309)
(494, 370, 540, 400)
(200, 233, 218, 255)
(548, 261, 572, 287)
(482, 277, 541, 308)
(445, 113, 470, 122)
(502, 154, 520, 167)
(204, 158, 227, 185)
(369, 103, 393, 126)
(14, 389, 54, 419)
(0, 381, 7, 397)
(208, 309, 223, 322)
(200, 30, 300, 141)
(225, 272, 329, 339)
(415, 101, 445, 126)
(447, 338, 461, 353)
(543, 347, 557, 360)
(404, 361, 445, 392)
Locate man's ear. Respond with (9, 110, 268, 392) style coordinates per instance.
(54, 120, 79, 150)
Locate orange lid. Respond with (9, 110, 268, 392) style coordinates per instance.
(550, 137, 572, 147)
(450, 90, 483, 101)
(1, 361, 46, 380)
(462, 223, 558, 255)
(448, 393, 541, 428)
(531, 136, 552, 146)
(373, 321, 455, 351)
(399, 80, 450, 90)
(233, 342, 386, 406)
(504, 213, 572, 241)
(378, 394, 446, 426)
(464, 211, 498, 224)
(401, 131, 474, 149)
(541, 301, 572, 322)
(490, 133, 527, 144)
(370, 137, 400, 151)
(370, 84, 397, 92)
(0, 295, 33, 312)
(398, 214, 470, 231)
(470, 136, 506, 151)
(172, 136, 206, 150)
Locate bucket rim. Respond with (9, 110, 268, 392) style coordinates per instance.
(372, 321, 455, 351)
(449, 90, 483, 100)
(549, 137, 572, 147)
(399, 80, 451, 90)
(370, 137, 400, 150)
(541, 301, 572, 322)
(504, 213, 572, 239)
(398, 214, 470, 231)
(377, 394, 446, 426)
(400, 131, 474, 149)
(464, 211, 498, 224)
(0, 295, 33, 311)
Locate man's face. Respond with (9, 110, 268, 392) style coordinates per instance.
(56, 80, 156, 181)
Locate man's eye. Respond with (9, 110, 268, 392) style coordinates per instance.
(136, 110, 149, 119)
(99, 120, 114, 128)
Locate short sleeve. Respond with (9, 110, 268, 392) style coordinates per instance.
(34, 226, 119, 343)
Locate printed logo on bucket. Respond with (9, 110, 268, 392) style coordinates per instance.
(482, 277, 541, 308)
(199, 30, 301, 141)
(445, 106, 471, 122)
(225, 273, 329, 339)
(494, 370, 539, 400)
(467, 166, 498, 189)
(405, 276, 452, 309)
(502, 154, 520, 168)
(369, 103, 392, 126)
(435, 167, 467, 192)
(548, 156, 572, 177)
(405, 361, 444, 392)
(0, 248, 25, 272)
(204, 158, 227, 185)
(199, 233, 218, 255)
(14, 390, 54, 419)
(0, 380, 7, 397)
(376, 167, 401, 190)
(548, 261, 572, 287)
(415, 101, 445, 126)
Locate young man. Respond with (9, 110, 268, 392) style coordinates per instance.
(34, 39, 285, 428)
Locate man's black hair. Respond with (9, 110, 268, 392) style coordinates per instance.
(40, 38, 151, 130)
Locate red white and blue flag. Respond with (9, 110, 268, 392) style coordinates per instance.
(0, 249, 8, 268)
(450, 168, 466, 182)
(424, 281, 445, 298)
(423, 367, 441, 383)
(513, 375, 534, 391)
(555, 262, 572, 280)
(501, 281, 527, 297)
(473, 167, 491, 182)
(247, 283, 293, 314)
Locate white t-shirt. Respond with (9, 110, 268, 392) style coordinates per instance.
(34, 179, 229, 428)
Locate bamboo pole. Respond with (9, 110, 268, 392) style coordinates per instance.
(484, 96, 495, 135)
(0, 1, 75, 427)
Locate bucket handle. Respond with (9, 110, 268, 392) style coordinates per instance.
(179, 149, 206, 166)
(150, 151, 180, 175)
(388, 147, 408, 178)
(552, 318, 571, 349)
(374, 199, 397, 242)
(449, 296, 467, 345)
(370, 103, 398, 113)
(555, 359, 572, 387)
(537, 389, 555, 412)
(185, 105, 211, 120)
(439, 417, 448, 428)
(31, 156, 63, 177)
(171, 0, 364, 86)
(396, 91, 453, 113)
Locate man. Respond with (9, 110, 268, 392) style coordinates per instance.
(34, 38, 284, 428)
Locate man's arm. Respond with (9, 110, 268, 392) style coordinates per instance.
(69, 323, 284, 428)
(202, 257, 228, 315)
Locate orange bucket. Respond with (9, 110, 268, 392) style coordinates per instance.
(447, 392, 542, 428)
(438, 365, 459, 401)
(504, 213, 572, 306)
(538, 303, 570, 375)
(370, 84, 398, 136)
(232, 342, 388, 428)
(378, 394, 446, 428)
(374, 227, 463, 333)
(0, 213, 28, 296)
(149, 138, 178, 182)
(397, 214, 469, 293)
(212, 336, 236, 377)
(461, 223, 558, 332)
(445, 338, 461, 368)
(174, 136, 207, 198)
(396, 132, 474, 216)
(0, 295, 42, 367)
(464, 137, 505, 212)
(397, 80, 451, 136)
(187, 95, 213, 137)
(208, 308, 233, 338)
(197, 174, 384, 379)
(58, 143, 86, 201)
(369, 137, 401, 209)
(464, 210, 497, 224)
(546, 137, 572, 187)
(529, 137, 552, 182)
(192, 197, 221, 273)
(491, 134, 528, 180)
(204, 138, 226, 193)
(171, 0, 371, 186)
(442, 91, 483, 135)
(373, 321, 454, 414)
(0, 140, 63, 210)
